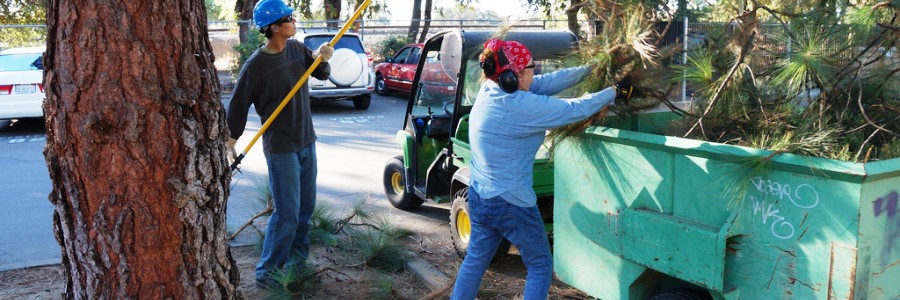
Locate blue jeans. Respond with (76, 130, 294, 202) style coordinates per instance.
(255, 144, 317, 280)
(451, 188, 552, 300)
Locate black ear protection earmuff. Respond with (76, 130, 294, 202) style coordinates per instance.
(481, 49, 519, 93)
(497, 70, 518, 94)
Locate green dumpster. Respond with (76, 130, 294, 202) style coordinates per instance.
(553, 112, 900, 299)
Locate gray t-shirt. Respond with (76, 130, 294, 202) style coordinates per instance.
(227, 39, 330, 153)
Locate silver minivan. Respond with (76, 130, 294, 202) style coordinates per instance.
(295, 31, 375, 110)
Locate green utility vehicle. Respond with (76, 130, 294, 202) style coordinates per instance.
(382, 30, 578, 257)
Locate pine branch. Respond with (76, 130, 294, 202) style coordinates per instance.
(684, 29, 757, 138)
(227, 201, 272, 240)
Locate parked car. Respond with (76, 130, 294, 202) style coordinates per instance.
(373, 43, 423, 96)
(0, 46, 45, 120)
(295, 31, 374, 110)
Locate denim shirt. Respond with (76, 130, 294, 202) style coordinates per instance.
(468, 66, 616, 207)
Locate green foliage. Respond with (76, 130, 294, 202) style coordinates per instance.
(350, 228, 411, 272)
(0, 0, 45, 48)
(266, 263, 319, 298)
(205, 0, 224, 20)
(0, 27, 45, 49)
(373, 217, 415, 240)
(231, 30, 266, 76)
(547, 0, 899, 162)
(373, 35, 410, 62)
(0, 0, 44, 24)
(362, 271, 395, 300)
(310, 205, 338, 246)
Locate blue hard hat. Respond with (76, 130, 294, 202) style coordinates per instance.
(253, 0, 295, 28)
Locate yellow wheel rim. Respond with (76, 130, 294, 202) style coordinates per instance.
(456, 209, 471, 244)
(391, 172, 404, 194)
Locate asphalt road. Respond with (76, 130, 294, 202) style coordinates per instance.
(0, 93, 453, 272)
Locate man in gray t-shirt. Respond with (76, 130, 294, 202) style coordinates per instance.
(224, 0, 333, 289)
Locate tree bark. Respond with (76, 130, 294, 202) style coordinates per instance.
(44, 0, 240, 298)
(235, 0, 258, 44)
(566, 0, 584, 38)
(324, 0, 342, 29)
(418, 0, 433, 43)
(408, 0, 422, 41)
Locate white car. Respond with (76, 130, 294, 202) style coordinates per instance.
(0, 46, 45, 120)
(295, 31, 375, 110)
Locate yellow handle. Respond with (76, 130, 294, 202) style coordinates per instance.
(236, 0, 371, 163)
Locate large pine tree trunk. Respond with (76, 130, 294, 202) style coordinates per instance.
(43, 0, 240, 298)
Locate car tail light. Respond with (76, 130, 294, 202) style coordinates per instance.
(366, 52, 373, 68)
(0, 85, 11, 95)
(39, 84, 44, 93)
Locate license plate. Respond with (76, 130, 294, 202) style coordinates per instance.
(14, 84, 37, 94)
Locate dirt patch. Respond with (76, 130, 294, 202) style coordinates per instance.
(1, 236, 592, 299)
(408, 234, 593, 300)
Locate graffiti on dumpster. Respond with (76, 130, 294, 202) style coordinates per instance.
(748, 177, 820, 239)
(874, 190, 898, 267)
(874, 190, 898, 218)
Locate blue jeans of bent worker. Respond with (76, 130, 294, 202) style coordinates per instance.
(255, 144, 317, 281)
(451, 188, 553, 300)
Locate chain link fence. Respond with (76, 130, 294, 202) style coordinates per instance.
(5, 20, 885, 90)
(2, 19, 597, 74)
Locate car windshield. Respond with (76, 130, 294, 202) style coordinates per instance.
(303, 36, 365, 53)
(0, 53, 43, 72)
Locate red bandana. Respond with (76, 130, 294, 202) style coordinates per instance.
(482, 38, 532, 81)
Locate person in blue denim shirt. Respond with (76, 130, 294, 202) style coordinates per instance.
(225, 0, 333, 289)
(451, 38, 630, 299)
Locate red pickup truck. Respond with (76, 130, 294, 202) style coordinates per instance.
(373, 43, 423, 96)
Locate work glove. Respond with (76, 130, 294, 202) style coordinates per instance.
(615, 75, 638, 103)
(226, 137, 238, 163)
(315, 44, 334, 61)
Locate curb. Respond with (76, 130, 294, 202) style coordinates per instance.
(405, 251, 451, 291)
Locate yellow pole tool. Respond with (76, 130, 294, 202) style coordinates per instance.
(231, 0, 371, 171)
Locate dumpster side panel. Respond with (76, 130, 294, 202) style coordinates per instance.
(858, 175, 900, 300)
(668, 154, 862, 299)
(554, 135, 673, 299)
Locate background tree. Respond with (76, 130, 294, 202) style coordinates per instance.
(324, 0, 342, 28)
(408, 0, 423, 41)
(43, 0, 240, 298)
(418, 0, 433, 42)
(234, 0, 258, 44)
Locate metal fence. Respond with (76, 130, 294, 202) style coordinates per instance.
(1, 19, 596, 74)
(3, 20, 888, 88)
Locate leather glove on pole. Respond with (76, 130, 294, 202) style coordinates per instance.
(615, 75, 637, 103)
(315, 44, 334, 61)
(226, 138, 238, 163)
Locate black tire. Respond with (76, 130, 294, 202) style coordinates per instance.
(449, 188, 511, 259)
(353, 94, 371, 110)
(383, 156, 423, 210)
(375, 74, 389, 96)
(651, 288, 713, 300)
